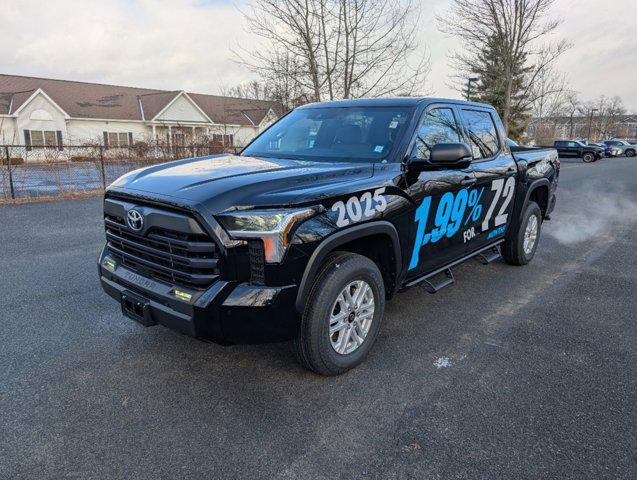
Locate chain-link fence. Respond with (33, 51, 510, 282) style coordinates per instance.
(0, 144, 241, 202)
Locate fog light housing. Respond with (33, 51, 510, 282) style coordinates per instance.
(102, 257, 117, 272)
(171, 289, 193, 302)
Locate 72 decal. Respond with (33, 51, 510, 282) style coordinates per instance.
(481, 177, 515, 231)
(331, 188, 387, 228)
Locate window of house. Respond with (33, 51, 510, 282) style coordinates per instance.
(30, 130, 58, 147)
(212, 134, 234, 146)
(460, 110, 500, 159)
(105, 132, 131, 147)
(411, 108, 461, 160)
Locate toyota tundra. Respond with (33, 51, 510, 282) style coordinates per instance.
(99, 98, 559, 375)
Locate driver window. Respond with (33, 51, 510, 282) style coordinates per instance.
(460, 109, 500, 159)
(411, 108, 461, 160)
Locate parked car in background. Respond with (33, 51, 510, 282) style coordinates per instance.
(603, 140, 636, 157)
(550, 140, 604, 163)
(588, 142, 614, 157)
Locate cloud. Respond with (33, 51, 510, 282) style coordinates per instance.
(0, 0, 259, 92)
(1, 0, 636, 110)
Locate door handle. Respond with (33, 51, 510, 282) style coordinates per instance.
(505, 168, 516, 177)
(461, 177, 477, 186)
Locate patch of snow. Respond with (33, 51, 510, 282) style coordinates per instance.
(433, 357, 452, 369)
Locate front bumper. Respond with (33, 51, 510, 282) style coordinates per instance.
(99, 247, 301, 344)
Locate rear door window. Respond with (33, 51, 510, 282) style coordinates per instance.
(411, 107, 462, 160)
(460, 110, 500, 159)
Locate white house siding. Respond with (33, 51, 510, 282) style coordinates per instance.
(232, 126, 261, 146)
(0, 116, 18, 144)
(66, 119, 150, 145)
(155, 95, 209, 123)
(15, 93, 68, 145)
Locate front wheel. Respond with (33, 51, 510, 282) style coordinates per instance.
(293, 252, 385, 375)
(582, 152, 595, 163)
(502, 201, 542, 266)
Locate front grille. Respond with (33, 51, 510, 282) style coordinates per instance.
(104, 209, 221, 290)
(248, 240, 265, 284)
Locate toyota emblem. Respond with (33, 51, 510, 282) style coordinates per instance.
(126, 209, 144, 231)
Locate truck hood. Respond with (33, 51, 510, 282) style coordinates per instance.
(108, 154, 379, 213)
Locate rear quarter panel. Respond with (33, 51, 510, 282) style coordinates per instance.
(510, 147, 559, 224)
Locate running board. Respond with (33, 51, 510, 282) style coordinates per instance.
(477, 247, 501, 265)
(419, 269, 454, 294)
(403, 240, 504, 290)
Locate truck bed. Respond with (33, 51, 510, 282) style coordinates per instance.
(511, 145, 558, 164)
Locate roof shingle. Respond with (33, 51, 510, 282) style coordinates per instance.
(0, 74, 278, 126)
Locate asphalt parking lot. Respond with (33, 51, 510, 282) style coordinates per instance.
(1, 156, 635, 479)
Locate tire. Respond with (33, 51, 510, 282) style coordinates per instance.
(626, 149, 635, 157)
(501, 201, 542, 266)
(293, 251, 386, 376)
(582, 152, 595, 163)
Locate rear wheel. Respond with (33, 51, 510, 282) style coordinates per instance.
(582, 152, 595, 163)
(626, 149, 635, 157)
(502, 201, 542, 266)
(293, 252, 385, 375)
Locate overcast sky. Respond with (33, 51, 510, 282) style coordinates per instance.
(1, 0, 636, 111)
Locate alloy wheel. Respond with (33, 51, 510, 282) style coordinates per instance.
(523, 214, 539, 255)
(329, 280, 375, 355)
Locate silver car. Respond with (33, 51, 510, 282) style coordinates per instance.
(603, 140, 636, 157)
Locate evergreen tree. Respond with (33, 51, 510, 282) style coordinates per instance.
(468, 35, 533, 140)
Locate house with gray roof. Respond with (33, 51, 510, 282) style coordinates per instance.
(0, 74, 279, 156)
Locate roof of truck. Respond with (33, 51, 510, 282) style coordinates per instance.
(297, 97, 495, 109)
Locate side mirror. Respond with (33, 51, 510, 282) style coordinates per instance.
(408, 142, 473, 171)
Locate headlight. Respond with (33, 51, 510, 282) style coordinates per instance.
(217, 207, 318, 263)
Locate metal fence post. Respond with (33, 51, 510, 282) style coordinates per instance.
(5, 146, 15, 200)
(99, 145, 106, 189)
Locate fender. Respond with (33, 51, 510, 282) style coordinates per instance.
(295, 221, 402, 313)
(523, 178, 550, 206)
(507, 177, 551, 238)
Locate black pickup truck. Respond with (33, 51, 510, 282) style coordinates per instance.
(551, 140, 605, 162)
(99, 98, 559, 375)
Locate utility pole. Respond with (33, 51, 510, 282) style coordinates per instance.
(587, 108, 598, 141)
(466, 77, 479, 101)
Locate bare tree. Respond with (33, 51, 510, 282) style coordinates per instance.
(527, 65, 573, 143)
(580, 95, 626, 141)
(439, 0, 569, 135)
(236, 0, 430, 102)
(562, 92, 580, 139)
(219, 81, 270, 101)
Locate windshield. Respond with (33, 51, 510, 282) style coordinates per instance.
(242, 106, 414, 162)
